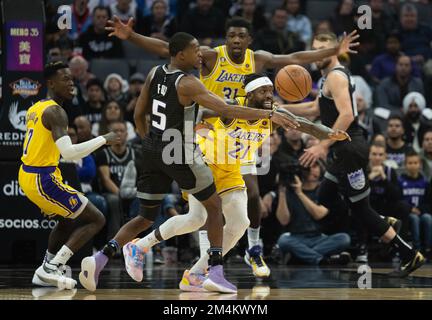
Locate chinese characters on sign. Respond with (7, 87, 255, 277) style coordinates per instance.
(6, 22, 43, 72)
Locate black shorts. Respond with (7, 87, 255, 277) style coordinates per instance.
(324, 136, 370, 203)
(136, 139, 215, 207)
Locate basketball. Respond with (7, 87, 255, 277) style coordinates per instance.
(275, 65, 312, 102)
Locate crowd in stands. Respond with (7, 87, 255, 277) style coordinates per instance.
(44, 0, 432, 265)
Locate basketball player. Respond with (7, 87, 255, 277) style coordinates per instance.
(129, 73, 349, 292)
(18, 62, 120, 289)
(78, 33, 298, 293)
(282, 32, 425, 277)
(105, 15, 359, 277)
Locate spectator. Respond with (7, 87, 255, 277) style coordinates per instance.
(232, 0, 267, 35)
(421, 130, 432, 181)
(413, 0, 432, 29)
(276, 163, 351, 265)
(95, 120, 140, 239)
(403, 92, 432, 151)
(375, 55, 424, 112)
(369, 32, 421, 84)
(92, 100, 137, 140)
(355, 91, 381, 142)
(253, 8, 304, 56)
(103, 73, 129, 107)
(279, 127, 305, 159)
(386, 115, 411, 167)
(399, 150, 432, 255)
(67, 125, 108, 224)
(136, 0, 177, 40)
(47, 46, 65, 64)
(398, 2, 432, 67)
(283, 0, 312, 48)
(329, 0, 356, 36)
(125, 72, 145, 122)
(368, 142, 410, 232)
(179, 0, 226, 45)
(110, 0, 138, 23)
(74, 116, 95, 143)
(136, 0, 177, 17)
(69, 0, 94, 41)
(69, 55, 95, 102)
(313, 20, 333, 35)
(78, 6, 124, 59)
(357, 0, 397, 59)
(82, 78, 106, 125)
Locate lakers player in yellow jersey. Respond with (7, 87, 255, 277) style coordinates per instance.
(105, 15, 359, 276)
(19, 62, 119, 290)
(131, 74, 349, 291)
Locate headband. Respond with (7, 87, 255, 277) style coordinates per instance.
(245, 77, 273, 93)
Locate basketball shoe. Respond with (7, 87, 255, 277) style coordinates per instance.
(123, 240, 147, 282)
(34, 261, 76, 289)
(389, 251, 425, 278)
(32, 253, 72, 287)
(202, 265, 237, 293)
(244, 245, 271, 278)
(179, 270, 208, 292)
(79, 251, 109, 291)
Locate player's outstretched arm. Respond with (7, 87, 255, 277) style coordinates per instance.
(178, 75, 299, 129)
(256, 30, 359, 68)
(278, 98, 320, 118)
(42, 106, 120, 161)
(106, 16, 170, 58)
(277, 109, 350, 141)
(134, 67, 156, 138)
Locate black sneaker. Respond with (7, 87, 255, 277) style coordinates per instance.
(388, 251, 425, 278)
(324, 252, 351, 266)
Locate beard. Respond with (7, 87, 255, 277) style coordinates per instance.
(408, 111, 421, 122)
(316, 58, 332, 70)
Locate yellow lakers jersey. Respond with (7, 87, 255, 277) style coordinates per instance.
(21, 99, 61, 167)
(198, 97, 272, 170)
(201, 45, 255, 100)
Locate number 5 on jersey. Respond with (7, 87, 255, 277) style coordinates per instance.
(152, 99, 167, 130)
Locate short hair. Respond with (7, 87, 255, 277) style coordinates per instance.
(44, 61, 68, 80)
(225, 17, 252, 34)
(109, 120, 127, 129)
(370, 141, 386, 150)
(405, 149, 420, 161)
(314, 32, 338, 43)
(401, 2, 418, 15)
(423, 128, 432, 138)
(93, 5, 112, 18)
(387, 114, 403, 124)
(243, 73, 268, 87)
(168, 32, 196, 57)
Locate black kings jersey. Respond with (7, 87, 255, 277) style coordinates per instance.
(318, 66, 362, 138)
(147, 64, 199, 148)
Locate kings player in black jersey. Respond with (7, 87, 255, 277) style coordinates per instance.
(79, 32, 299, 293)
(283, 32, 425, 277)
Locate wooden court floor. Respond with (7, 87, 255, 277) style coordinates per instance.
(0, 261, 431, 300)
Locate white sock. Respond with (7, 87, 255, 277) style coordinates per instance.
(248, 227, 261, 249)
(50, 245, 73, 266)
(135, 230, 160, 251)
(45, 250, 55, 262)
(198, 230, 210, 258)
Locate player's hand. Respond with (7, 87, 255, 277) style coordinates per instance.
(299, 143, 328, 167)
(103, 131, 121, 145)
(337, 30, 360, 55)
(106, 16, 133, 40)
(272, 109, 299, 129)
(328, 129, 351, 141)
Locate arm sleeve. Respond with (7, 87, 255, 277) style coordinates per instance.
(55, 135, 106, 161)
